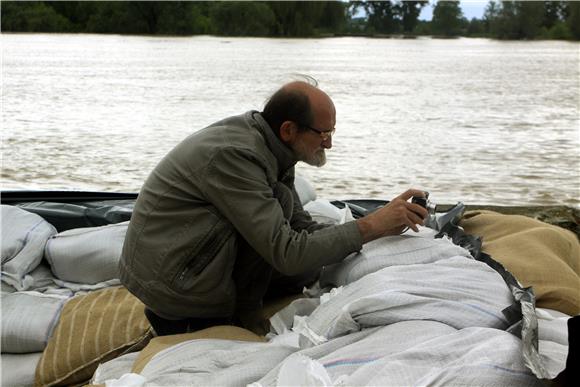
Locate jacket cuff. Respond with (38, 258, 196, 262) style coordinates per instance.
(340, 220, 364, 253)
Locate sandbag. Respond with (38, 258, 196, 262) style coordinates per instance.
(296, 256, 513, 346)
(91, 352, 141, 385)
(257, 322, 454, 386)
(1, 205, 57, 290)
(1, 352, 43, 387)
(140, 340, 296, 386)
(294, 175, 316, 206)
(320, 230, 472, 287)
(303, 199, 354, 225)
(461, 210, 580, 316)
(44, 222, 128, 284)
(1, 291, 68, 353)
(344, 327, 544, 387)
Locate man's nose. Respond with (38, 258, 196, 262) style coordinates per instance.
(322, 136, 332, 149)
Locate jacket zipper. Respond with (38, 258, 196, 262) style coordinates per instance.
(176, 227, 233, 283)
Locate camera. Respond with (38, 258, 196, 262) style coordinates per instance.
(412, 192, 437, 216)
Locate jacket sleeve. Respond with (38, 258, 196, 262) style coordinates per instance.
(203, 147, 362, 276)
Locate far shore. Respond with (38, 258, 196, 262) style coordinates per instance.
(2, 31, 578, 42)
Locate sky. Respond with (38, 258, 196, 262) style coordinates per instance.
(419, 1, 489, 21)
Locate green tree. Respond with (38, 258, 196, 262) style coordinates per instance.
(467, 17, 485, 36)
(84, 2, 129, 34)
(365, 1, 397, 34)
(565, 1, 580, 39)
(84, 2, 212, 36)
(431, 1, 464, 36)
(317, 1, 348, 34)
(483, 0, 500, 34)
(209, 1, 275, 36)
(516, 1, 544, 39)
(44, 1, 98, 32)
(543, 0, 565, 28)
(487, 1, 560, 40)
(349, 1, 398, 34)
(397, 0, 428, 33)
(267, 1, 325, 36)
(1, 1, 72, 32)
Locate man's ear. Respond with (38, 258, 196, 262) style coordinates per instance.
(279, 120, 297, 143)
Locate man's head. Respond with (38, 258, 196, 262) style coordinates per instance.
(262, 81, 335, 167)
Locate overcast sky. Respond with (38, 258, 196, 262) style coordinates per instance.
(419, 1, 489, 21)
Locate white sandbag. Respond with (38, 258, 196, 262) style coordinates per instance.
(1, 291, 68, 353)
(1, 264, 52, 294)
(269, 298, 320, 335)
(0, 352, 43, 387)
(536, 308, 570, 378)
(320, 232, 472, 287)
(297, 256, 513, 346)
(44, 221, 128, 284)
(140, 340, 297, 386)
(537, 308, 570, 346)
(1, 205, 57, 290)
(294, 176, 316, 205)
(303, 200, 354, 225)
(105, 374, 146, 387)
(92, 352, 142, 385)
(314, 321, 457, 382)
(276, 354, 332, 387)
(258, 321, 456, 386)
(18, 261, 57, 293)
(343, 327, 545, 387)
(257, 322, 455, 386)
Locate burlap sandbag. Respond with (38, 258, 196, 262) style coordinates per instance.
(461, 210, 579, 316)
(35, 286, 152, 387)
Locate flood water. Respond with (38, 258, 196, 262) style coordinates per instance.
(2, 34, 579, 207)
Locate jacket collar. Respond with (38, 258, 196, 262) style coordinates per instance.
(249, 111, 297, 177)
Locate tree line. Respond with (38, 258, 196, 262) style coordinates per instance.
(1, 1, 578, 40)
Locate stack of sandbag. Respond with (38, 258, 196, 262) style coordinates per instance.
(1, 204, 128, 291)
(1, 205, 129, 387)
(1, 291, 68, 387)
(82, 206, 573, 387)
(295, 255, 514, 347)
(1, 205, 63, 387)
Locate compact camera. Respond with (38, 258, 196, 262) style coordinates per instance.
(412, 192, 437, 216)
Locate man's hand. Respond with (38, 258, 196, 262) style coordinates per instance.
(356, 189, 429, 244)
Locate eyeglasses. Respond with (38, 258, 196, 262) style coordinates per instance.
(300, 124, 335, 141)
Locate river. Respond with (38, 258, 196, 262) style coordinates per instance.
(2, 34, 579, 207)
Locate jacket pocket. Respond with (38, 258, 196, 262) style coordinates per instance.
(171, 219, 234, 292)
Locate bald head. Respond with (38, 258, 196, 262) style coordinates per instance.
(262, 81, 335, 136)
(283, 81, 335, 126)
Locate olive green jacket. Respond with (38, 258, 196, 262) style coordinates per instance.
(119, 111, 363, 319)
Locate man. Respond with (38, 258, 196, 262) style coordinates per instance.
(119, 80, 427, 336)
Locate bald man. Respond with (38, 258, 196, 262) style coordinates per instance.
(119, 81, 427, 335)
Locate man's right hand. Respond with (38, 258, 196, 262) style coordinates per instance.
(356, 189, 429, 244)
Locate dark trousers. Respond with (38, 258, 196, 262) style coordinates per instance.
(145, 308, 232, 336)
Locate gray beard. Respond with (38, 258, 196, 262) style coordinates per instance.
(305, 149, 326, 167)
(294, 145, 326, 167)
